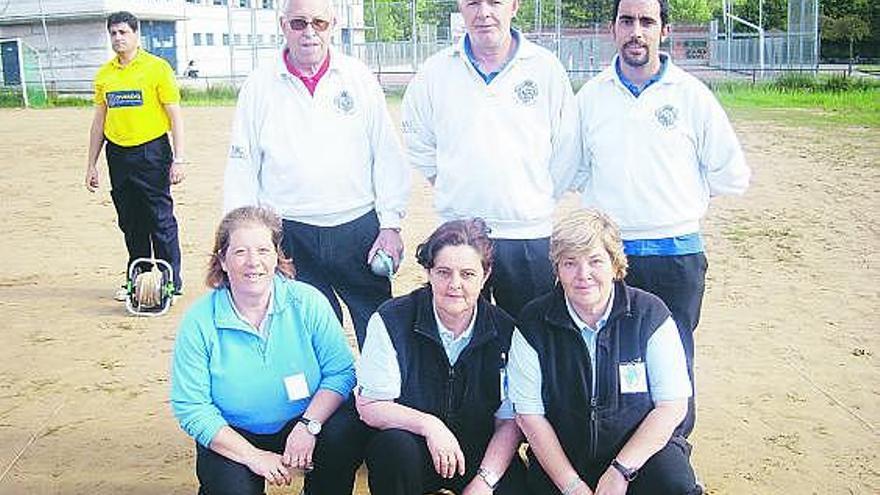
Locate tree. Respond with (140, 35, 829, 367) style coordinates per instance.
(670, 0, 712, 24)
(822, 14, 871, 72)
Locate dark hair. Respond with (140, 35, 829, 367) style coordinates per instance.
(612, 0, 669, 27)
(107, 11, 139, 32)
(205, 206, 295, 289)
(416, 218, 494, 273)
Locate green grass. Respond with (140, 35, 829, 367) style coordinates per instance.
(712, 75, 880, 127)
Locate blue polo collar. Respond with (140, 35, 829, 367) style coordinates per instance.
(464, 29, 520, 84)
(615, 53, 669, 97)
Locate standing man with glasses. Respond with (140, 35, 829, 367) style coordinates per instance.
(224, 0, 410, 349)
(400, 0, 580, 320)
(85, 10, 186, 302)
(575, 0, 750, 437)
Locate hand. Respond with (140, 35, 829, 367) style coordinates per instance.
(85, 165, 99, 192)
(423, 417, 465, 479)
(594, 465, 627, 495)
(282, 422, 317, 472)
(169, 161, 186, 185)
(244, 448, 292, 486)
(367, 228, 404, 271)
(462, 477, 495, 495)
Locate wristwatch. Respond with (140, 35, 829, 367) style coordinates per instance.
(297, 416, 322, 436)
(477, 466, 500, 490)
(611, 458, 638, 482)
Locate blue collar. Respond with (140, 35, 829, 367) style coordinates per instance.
(464, 29, 519, 84)
(615, 53, 668, 97)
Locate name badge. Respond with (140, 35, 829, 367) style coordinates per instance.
(619, 361, 648, 394)
(106, 90, 144, 108)
(283, 373, 311, 401)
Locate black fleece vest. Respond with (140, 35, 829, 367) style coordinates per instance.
(517, 281, 670, 474)
(378, 286, 515, 458)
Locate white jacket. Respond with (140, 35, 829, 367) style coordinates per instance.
(224, 48, 409, 228)
(576, 58, 750, 240)
(401, 34, 580, 239)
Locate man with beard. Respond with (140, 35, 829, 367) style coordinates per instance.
(574, 0, 750, 438)
(86, 11, 186, 301)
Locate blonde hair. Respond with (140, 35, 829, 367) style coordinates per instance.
(205, 206, 295, 289)
(550, 209, 628, 280)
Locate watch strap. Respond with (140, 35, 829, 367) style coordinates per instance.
(611, 458, 638, 482)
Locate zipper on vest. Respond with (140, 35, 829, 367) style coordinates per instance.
(589, 396, 598, 459)
(444, 367, 455, 422)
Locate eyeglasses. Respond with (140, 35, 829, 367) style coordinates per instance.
(286, 17, 331, 32)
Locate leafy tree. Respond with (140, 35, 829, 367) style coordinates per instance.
(822, 14, 870, 71)
(670, 0, 713, 24)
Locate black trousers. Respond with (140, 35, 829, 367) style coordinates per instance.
(106, 134, 182, 291)
(527, 437, 701, 495)
(365, 428, 528, 495)
(195, 401, 367, 495)
(282, 211, 391, 350)
(624, 253, 708, 437)
(482, 237, 556, 320)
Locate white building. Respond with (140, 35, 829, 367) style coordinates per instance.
(0, 0, 364, 91)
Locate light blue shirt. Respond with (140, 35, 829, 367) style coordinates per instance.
(357, 304, 514, 419)
(508, 289, 691, 415)
(170, 275, 356, 447)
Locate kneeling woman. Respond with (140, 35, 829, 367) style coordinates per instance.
(356, 218, 527, 495)
(509, 209, 700, 495)
(170, 206, 363, 495)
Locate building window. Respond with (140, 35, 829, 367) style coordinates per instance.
(222, 33, 229, 46)
(247, 34, 253, 44)
(238, 0, 249, 7)
(213, 0, 227, 5)
(186, 0, 201, 4)
(262, 0, 274, 8)
(205, 33, 215, 46)
(234, 34, 242, 45)
(193, 33, 202, 46)
(256, 34, 264, 45)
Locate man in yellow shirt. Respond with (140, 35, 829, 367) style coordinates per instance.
(85, 11, 186, 301)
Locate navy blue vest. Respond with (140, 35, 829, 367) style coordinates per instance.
(517, 281, 670, 477)
(378, 286, 515, 460)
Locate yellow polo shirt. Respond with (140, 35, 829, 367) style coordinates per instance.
(94, 49, 181, 146)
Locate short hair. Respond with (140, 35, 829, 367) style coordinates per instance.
(282, 0, 334, 15)
(416, 218, 494, 273)
(612, 0, 669, 27)
(107, 11, 139, 32)
(205, 206, 295, 289)
(550, 209, 628, 280)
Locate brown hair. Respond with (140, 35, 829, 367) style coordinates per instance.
(415, 218, 494, 273)
(550, 209, 628, 280)
(205, 206, 295, 289)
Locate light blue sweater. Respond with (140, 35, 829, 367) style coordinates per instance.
(170, 275, 355, 447)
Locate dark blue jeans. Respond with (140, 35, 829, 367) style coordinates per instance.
(195, 400, 366, 495)
(281, 211, 391, 349)
(624, 253, 708, 437)
(482, 237, 555, 319)
(106, 134, 182, 291)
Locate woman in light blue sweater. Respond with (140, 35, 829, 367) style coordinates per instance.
(171, 206, 364, 495)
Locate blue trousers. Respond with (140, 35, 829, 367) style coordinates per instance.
(106, 134, 182, 291)
(624, 253, 708, 437)
(281, 211, 391, 349)
(482, 237, 555, 319)
(195, 400, 367, 495)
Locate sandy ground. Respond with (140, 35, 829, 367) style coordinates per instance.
(0, 105, 877, 494)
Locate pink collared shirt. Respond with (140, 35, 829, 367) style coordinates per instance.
(283, 48, 330, 96)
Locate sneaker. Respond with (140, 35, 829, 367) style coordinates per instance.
(171, 289, 183, 306)
(114, 286, 129, 302)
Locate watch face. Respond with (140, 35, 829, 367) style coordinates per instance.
(306, 419, 322, 435)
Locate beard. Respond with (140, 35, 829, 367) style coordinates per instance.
(620, 41, 650, 67)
